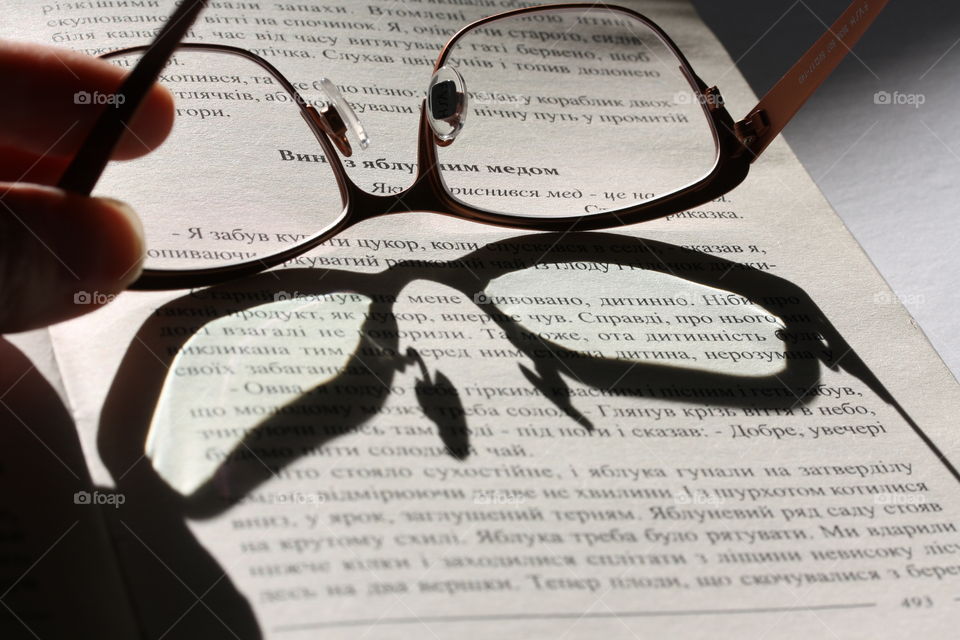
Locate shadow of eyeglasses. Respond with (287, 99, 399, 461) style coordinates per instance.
(97, 231, 919, 524)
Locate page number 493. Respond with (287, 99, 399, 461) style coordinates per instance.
(901, 596, 934, 609)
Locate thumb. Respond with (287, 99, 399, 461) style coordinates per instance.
(0, 183, 144, 333)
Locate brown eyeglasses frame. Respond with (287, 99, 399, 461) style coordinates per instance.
(57, 0, 889, 291)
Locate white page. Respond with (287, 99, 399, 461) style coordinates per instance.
(5, 330, 69, 405)
(7, 1, 960, 638)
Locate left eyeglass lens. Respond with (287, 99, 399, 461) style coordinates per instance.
(94, 49, 347, 271)
(434, 7, 719, 218)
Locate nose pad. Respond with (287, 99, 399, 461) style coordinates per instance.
(304, 78, 370, 157)
(427, 65, 467, 145)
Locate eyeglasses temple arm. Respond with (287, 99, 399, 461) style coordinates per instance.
(735, 0, 889, 161)
(57, 0, 209, 195)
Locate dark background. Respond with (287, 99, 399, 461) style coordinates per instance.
(692, 0, 960, 377)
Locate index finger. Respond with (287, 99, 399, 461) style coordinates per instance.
(0, 40, 175, 161)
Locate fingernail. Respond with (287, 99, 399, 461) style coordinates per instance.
(88, 197, 145, 289)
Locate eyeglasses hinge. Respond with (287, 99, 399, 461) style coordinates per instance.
(734, 108, 770, 149)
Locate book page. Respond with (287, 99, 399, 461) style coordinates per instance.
(4, 330, 69, 406)
(8, 0, 960, 638)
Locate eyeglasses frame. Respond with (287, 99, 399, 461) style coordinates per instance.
(56, 0, 889, 291)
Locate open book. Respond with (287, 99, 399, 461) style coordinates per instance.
(4, 1, 960, 638)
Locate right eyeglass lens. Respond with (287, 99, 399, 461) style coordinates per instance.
(93, 48, 347, 272)
(434, 7, 719, 218)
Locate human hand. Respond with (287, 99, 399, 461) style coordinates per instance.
(0, 40, 174, 333)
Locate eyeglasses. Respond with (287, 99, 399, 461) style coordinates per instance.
(58, 0, 888, 291)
